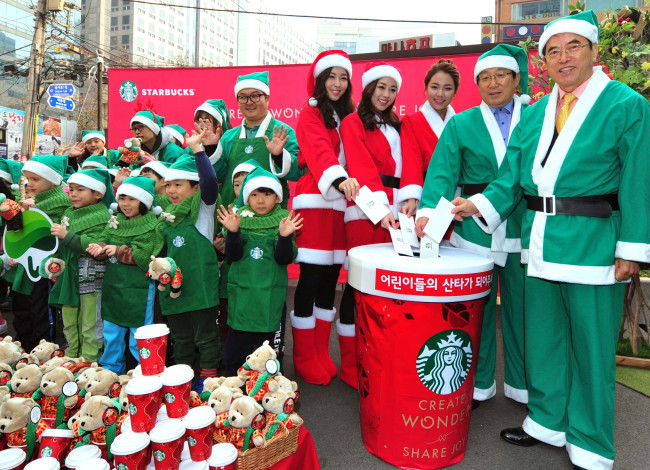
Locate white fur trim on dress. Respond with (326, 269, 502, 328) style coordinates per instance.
(450, 231, 507, 268)
(415, 207, 435, 224)
(474, 55, 519, 81)
(243, 175, 283, 204)
(336, 320, 355, 337)
(195, 104, 223, 125)
(473, 380, 496, 401)
(130, 115, 160, 135)
(234, 79, 270, 96)
(142, 161, 168, 178)
(362, 65, 402, 92)
(539, 18, 598, 58)
(314, 55, 353, 78)
(504, 384, 528, 404)
(81, 132, 105, 143)
(269, 148, 292, 179)
(116, 183, 154, 208)
(318, 165, 348, 201)
(208, 142, 224, 166)
(615, 241, 650, 263)
(67, 173, 106, 195)
(292, 193, 346, 212)
(566, 442, 613, 470)
(523, 415, 567, 447)
(290, 311, 315, 329)
(165, 168, 199, 183)
(22, 160, 62, 185)
(313, 306, 337, 322)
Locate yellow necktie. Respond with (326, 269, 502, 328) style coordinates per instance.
(556, 93, 576, 133)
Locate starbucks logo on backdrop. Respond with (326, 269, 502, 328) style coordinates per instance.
(119, 80, 138, 102)
(40, 446, 52, 457)
(416, 330, 472, 395)
(139, 346, 150, 359)
(165, 392, 175, 403)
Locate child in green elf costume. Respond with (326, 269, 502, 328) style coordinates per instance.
(48, 169, 114, 362)
(68, 130, 121, 169)
(217, 167, 302, 376)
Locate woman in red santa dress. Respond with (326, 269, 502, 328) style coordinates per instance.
(291, 50, 360, 386)
(337, 62, 402, 388)
(398, 59, 459, 217)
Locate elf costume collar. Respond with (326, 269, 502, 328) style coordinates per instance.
(34, 186, 71, 213)
(237, 204, 288, 233)
(160, 190, 202, 227)
(61, 203, 110, 233)
(107, 211, 160, 236)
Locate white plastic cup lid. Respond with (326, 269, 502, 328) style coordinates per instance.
(157, 404, 169, 422)
(179, 460, 209, 470)
(110, 431, 151, 455)
(40, 428, 74, 438)
(126, 375, 163, 395)
(0, 448, 27, 470)
(24, 457, 60, 470)
(134, 324, 170, 340)
(184, 405, 216, 430)
(75, 459, 110, 470)
(207, 443, 238, 466)
(149, 418, 186, 443)
(162, 364, 194, 386)
(181, 441, 191, 461)
(65, 445, 101, 468)
(121, 416, 132, 433)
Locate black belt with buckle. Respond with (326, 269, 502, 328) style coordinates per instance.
(524, 193, 619, 218)
(380, 174, 401, 189)
(462, 183, 489, 196)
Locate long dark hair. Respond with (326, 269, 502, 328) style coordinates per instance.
(313, 67, 355, 129)
(357, 79, 400, 131)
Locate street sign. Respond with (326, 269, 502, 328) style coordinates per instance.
(48, 96, 75, 111)
(47, 84, 75, 97)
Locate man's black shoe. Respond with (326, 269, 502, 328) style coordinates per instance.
(471, 399, 481, 410)
(500, 427, 540, 447)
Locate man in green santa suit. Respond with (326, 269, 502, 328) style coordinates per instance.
(210, 71, 301, 208)
(415, 44, 531, 407)
(451, 10, 650, 470)
(129, 110, 185, 163)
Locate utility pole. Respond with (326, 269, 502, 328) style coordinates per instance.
(21, 0, 49, 160)
(97, 56, 104, 133)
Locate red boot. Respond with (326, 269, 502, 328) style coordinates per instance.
(337, 320, 357, 389)
(313, 306, 337, 378)
(290, 312, 331, 385)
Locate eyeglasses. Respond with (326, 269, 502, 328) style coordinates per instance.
(237, 93, 266, 104)
(477, 71, 512, 84)
(545, 43, 590, 60)
(130, 124, 146, 133)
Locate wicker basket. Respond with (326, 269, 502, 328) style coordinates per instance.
(235, 415, 303, 470)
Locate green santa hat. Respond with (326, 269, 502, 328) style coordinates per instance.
(232, 159, 259, 182)
(539, 10, 599, 58)
(81, 130, 106, 143)
(194, 100, 232, 131)
(130, 110, 165, 135)
(67, 169, 115, 208)
(81, 154, 108, 170)
(238, 166, 283, 208)
(116, 175, 156, 209)
(0, 159, 24, 190)
(474, 44, 530, 104)
(22, 154, 67, 186)
(165, 156, 198, 183)
(164, 124, 186, 146)
(234, 71, 270, 97)
(141, 160, 172, 179)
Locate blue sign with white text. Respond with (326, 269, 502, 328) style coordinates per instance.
(47, 84, 75, 97)
(48, 96, 75, 111)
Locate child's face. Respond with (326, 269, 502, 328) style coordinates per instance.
(232, 174, 246, 199)
(141, 168, 166, 195)
(248, 189, 279, 215)
(118, 195, 142, 218)
(85, 138, 105, 155)
(166, 179, 198, 205)
(23, 171, 56, 195)
(68, 183, 102, 208)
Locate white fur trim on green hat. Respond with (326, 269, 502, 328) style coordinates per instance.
(142, 161, 169, 178)
(539, 10, 599, 58)
(164, 168, 199, 182)
(194, 104, 223, 125)
(234, 71, 270, 96)
(23, 160, 63, 185)
(0, 170, 11, 183)
(474, 55, 519, 81)
(131, 111, 161, 135)
(116, 181, 154, 208)
(67, 172, 107, 195)
(165, 126, 185, 145)
(81, 131, 106, 143)
(243, 175, 283, 204)
(232, 162, 257, 182)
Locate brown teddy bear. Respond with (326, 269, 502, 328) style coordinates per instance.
(189, 375, 245, 407)
(74, 364, 99, 391)
(237, 341, 280, 402)
(117, 372, 132, 416)
(208, 385, 243, 442)
(4, 363, 43, 399)
(117, 137, 142, 167)
(224, 394, 266, 452)
(268, 375, 298, 400)
(147, 256, 183, 298)
(15, 353, 40, 369)
(0, 336, 23, 367)
(260, 384, 301, 441)
(0, 397, 46, 458)
(83, 368, 121, 400)
(70, 393, 123, 461)
(32, 367, 79, 428)
(30, 340, 64, 365)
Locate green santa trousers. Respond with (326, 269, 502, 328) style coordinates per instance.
(521, 273, 624, 470)
(474, 252, 527, 402)
(167, 306, 221, 375)
(62, 292, 103, 362)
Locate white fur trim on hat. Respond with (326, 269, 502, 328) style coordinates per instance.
(234, 79, 270, 97)
(81, 132, 106, 143)
(116, 183, 154, 208)
(81, 160, 108, 170)
(0, 170, 12, 183)
(362, 65, 402, 92)
(130, 115, 160, 135)
(314, 54, 353, 78)
(67, 173, 107, 195)
(142, 161, 168, 178)
(243, 176, 283, 204)
(164, 168, 199, 182)
(474, 55, 519, 81)
(232, 162, 257, 182)
(22, 160, 62, 185)
(165, 127, 184, 145)
(539, 18, 598, 58)
(194, 104, 223, 125)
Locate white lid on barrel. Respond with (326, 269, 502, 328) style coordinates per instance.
(126, 375, 163, 396)
(348, 244, 494, 302)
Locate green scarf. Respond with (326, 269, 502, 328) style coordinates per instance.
(63, 203, 111, 250)
(103, 212, 164, 271)
(155, 194, 171, 211)
(237, 204, 288, 235)
(160, 190, 202, 228)
(34, 186, 71, 224)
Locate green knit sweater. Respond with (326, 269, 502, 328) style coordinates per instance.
(34, 186, 71, 224)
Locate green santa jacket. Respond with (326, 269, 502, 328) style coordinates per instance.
(470, 67, 650, 285)
(417, 95, 527, 267)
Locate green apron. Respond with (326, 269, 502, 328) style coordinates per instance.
(159, 217, 219, 315)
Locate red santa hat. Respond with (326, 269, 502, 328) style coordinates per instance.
(307, 50, 353, 107)
(361, 62, 402, 92)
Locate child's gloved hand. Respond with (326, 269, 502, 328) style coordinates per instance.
(279, 210, 303, 237)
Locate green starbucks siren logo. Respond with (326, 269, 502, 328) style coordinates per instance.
(120, 80, 138, 102)
(117, 463, 129, 470)
(188, 435, 197, 446)
(416, 329, 472, 395)
(154, 449, 166, 461)
(129, 402, 137, 415)
(40, 446, 52, 457)
(165, 392, 175, 403)
(139, 346, 150, 359)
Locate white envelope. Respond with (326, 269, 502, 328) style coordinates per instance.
(423, 196, 455, 243)
(389, 226, 414, 257)
(419, 235, 439, 259)
(398, 212, 419, 248)
(355, 186, 390, 224)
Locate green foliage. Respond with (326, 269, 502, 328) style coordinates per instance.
(617, 337, 650, 359)
(568, 2, 586, 15)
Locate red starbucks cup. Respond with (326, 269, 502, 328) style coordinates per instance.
(134, 325, 170, 376)
(75, 458, 110, 470)
(64, 445, 101, 469)
(111, 432, 151, 470)
(0, 448, 27, 470)
(162, 365, 194, 418)
(183, 407, 216, 462)
(179, 461, 208, 470)
(23, 458, 60, 470)
(207, 444, 238, 470)
(149, 419, 186, 470)
(126, 376, 163, 433)
(37, 428, 73, 463)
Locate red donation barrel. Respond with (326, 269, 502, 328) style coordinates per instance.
(348, 243, 494, 469)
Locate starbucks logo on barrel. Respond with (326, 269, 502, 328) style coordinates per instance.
(416, 330, 472, 395)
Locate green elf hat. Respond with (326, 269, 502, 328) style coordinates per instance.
(234, 71, 270, 97)
(164, 124, 186, 146)
(474, 44, 530, 104)
(194, 99, 232, 131)
(238, 166, 283, 207)
(81, 154, 108, 170)
(165, 156, 198, 183)
(22, 154, 67, 186)
(130, 110, 165, 135)
(81, 130, 106, 143)
(67, 169, 116, 207)
(141, 160, 172, 179)
(0, 159, 24, 190)
(539, 10, 599, 58)
(116, 175, 156, 209)
(232, 159, 260, 182)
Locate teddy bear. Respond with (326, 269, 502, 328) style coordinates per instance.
(0, 397, 47, 458)
(30, 340, 64, 365)
(15, 353, 40, 369)
(147, 256, 183, 298)
(83, 368, 121, 400)
(0, 363, 12, 387)
(260, 384, 301, 442)
(117, 137, 142, 167)
(208, 385, 243, 442)
(237, 341, 280, 402)
(189, 375, 245, 407)
(117, 372, 132, 415)
(0, 193, 23, 232)
(223, 394, 266, 452)
(32, 367, 80, 428)
(74, 365, 99, 391)
(2, 363, 42, 400)
(0, 336, 23, 367)
(70, 393, 123, 461)
(267, 375, 298, 400)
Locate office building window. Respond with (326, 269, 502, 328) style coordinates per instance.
(512, 1, 562, 21)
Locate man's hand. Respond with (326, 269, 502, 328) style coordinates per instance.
(114, 168, 131, 187)
(615, 258, 639, 282)
(68, 142, 86, 159)
(263, 125, 289, 156)
(450, 197, 480, 221)
(415, 217, 429, 238)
